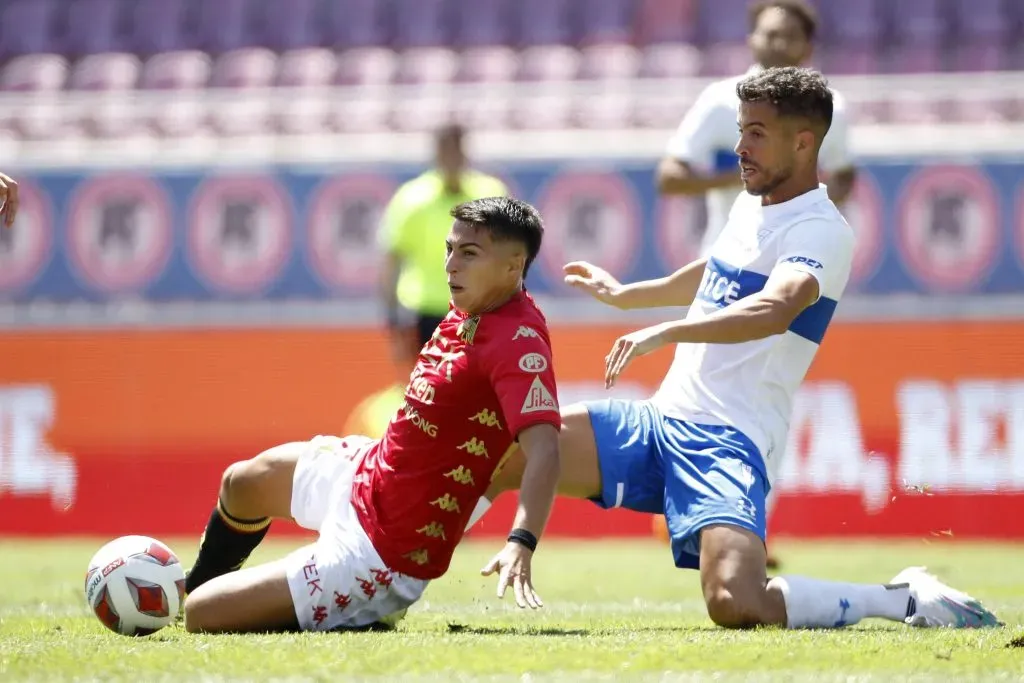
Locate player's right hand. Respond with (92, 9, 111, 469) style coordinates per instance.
(563, 261, 622, 306)
(0, 172, 19, 228)
(480, 541, 543, 609)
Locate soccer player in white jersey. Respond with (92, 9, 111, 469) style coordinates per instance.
(479, 67, 1000, 630)
(657, 0, 857, 568)
(658, 0, 856, 257)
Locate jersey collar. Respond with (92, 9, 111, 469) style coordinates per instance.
(757, 183, 829, 220)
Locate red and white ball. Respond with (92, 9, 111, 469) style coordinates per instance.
(84, 535, 186, 637)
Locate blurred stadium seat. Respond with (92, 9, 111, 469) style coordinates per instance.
(0, 0, 1019, 140)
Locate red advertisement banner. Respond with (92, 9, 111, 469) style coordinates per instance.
(1, 322, 1022, 539)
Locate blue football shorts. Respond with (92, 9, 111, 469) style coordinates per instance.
(583, 398, 770, 569)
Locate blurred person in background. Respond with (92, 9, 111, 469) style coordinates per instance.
(658, 0, 856, 257)
(0, 172, 19, 227)
(654, 0, 858, 569)
(379, 123, 508, 353)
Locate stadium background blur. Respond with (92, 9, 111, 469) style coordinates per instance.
(0, 0, 1023, 547)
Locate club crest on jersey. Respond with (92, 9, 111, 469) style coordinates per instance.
(521, 376, 557, 414)
(457, 316, 480, 344)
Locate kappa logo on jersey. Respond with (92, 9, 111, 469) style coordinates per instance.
(518, 353, 548, 373)
(512, 326, 539, 340)
(521, 376, 558, 414)
(457, 437, 489, 458)
(416, 521, 447, 540)
(782, 255, 823, 269)
(444, 465, 476, 485)
(469, 408, 501, 429)
(404, 549, 429, 566)
(430, 493, 461, 513)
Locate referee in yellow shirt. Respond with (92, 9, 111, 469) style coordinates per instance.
(378, 123, 508, 348)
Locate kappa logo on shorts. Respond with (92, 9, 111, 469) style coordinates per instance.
(334, 591, 351, 612)
(521, 376, 557, 414)
(512, 326, 539, 340)
(518, 353, 548, 373)
(372, 568, 393, 589)
(357, 576, 376, 600)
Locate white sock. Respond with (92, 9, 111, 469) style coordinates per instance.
(464, 498, 492, 531)
(769, 575, 911, 629)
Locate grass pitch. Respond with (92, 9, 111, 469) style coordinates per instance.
(0, 536, 1021, 682)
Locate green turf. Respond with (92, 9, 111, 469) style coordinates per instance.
(0, 536, 1021, 682)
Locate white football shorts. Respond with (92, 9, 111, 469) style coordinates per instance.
(284, 434, 428, 631)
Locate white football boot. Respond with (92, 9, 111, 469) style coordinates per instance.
(890, 566, 1002, 628)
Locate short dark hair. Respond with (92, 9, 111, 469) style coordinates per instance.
(748, 0, 818, 41)
(736, 66, 833, 137)
(450, 196, 544, 277)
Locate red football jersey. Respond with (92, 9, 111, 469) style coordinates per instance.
(351, 291, 561, 580)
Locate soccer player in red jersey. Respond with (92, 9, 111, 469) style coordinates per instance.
(182, 196, 563, 633)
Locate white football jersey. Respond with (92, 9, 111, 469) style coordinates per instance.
(650, 185, 854, 484)
(665, 66, 853, 257)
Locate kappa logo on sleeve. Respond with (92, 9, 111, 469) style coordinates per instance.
(512, 326, 539, 340)
(521, 376, 558, 414)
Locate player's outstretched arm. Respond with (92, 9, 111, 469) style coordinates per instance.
(603, 269, 819, 388)
(564, 258, 707, 310)
(656, 158, 742, 196)
(480, 423, 559, 610)
(0, 172, 19, 227)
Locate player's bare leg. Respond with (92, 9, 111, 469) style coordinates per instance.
(483, 403, 602, 504)
(699, 522, 1000, 629)
(184, 557, 299, 634)
(184, 443, 305, 594)
(698, 523, 786, 627)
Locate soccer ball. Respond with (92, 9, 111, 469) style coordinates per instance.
(84, 535, 186, 637)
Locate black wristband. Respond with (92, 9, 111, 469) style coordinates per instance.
(507, 528, 538, 552)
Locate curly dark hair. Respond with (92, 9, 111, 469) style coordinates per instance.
(748, 0, 818, 41)
(736, 66, 833, 135)
(450, 196, 544, 277)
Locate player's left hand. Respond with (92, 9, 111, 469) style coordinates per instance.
(480, 541, 543, 609)
(604, 326, 664, 389)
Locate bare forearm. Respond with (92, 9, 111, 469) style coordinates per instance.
(512, 447, 560, 538)
(657, 159, 741, 196)
(613, 259, 707, 310)
(653, 295, 791, 345)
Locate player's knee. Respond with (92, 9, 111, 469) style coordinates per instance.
(705, 585, 763, 629)
(219, 456, 275, 517)
(182, 591, 213, 634)
(219, 460, 256, 508)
